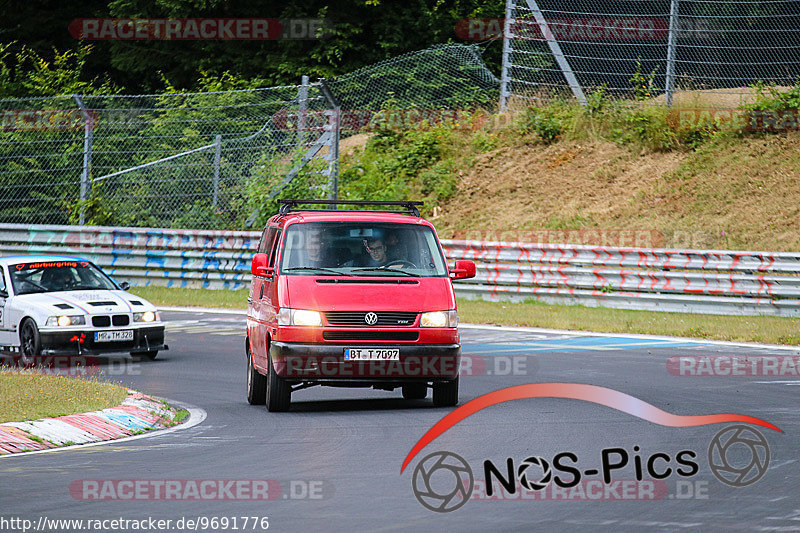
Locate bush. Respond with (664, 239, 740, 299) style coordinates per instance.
(745, 81, 800, 111)
(337, 118, 461, 216)
(518, 105, 566, 144)
(613, 106, 677, 152)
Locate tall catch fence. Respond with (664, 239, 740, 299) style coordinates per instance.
(0, 44, 499, 231)
(500, 0, 800, 107)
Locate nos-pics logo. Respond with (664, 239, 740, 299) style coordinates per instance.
(402, 383, 781, 514)
(412, 424, 770, 513)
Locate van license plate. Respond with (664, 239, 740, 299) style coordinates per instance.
(95, 330, 134, 342)
(344, 348, 400, 361)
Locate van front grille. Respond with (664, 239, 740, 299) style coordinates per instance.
(322, 331, 419, 341)
(324, 311, 417, 326)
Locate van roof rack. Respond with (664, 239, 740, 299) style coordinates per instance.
(278, 199, 424, 217)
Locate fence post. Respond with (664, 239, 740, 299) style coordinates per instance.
(524, 0, 587, 105)
(665, 0, 680, 107)
(297, 75, 309, 149)
(319, 80, 340, 206)
(329, 108, 339, 203)
(73, 94, 93, 225)
(212, 134, 222, 208)
(499, 0, 514, 112)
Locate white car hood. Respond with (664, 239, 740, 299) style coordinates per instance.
(16, 290, 153, 314)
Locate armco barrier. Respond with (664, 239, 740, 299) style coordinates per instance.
(1, 224, 799, 316)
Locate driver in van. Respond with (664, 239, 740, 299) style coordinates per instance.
(363, 236, 390, 266)
(362, 229, 408, 267)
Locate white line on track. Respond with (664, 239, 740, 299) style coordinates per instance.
(159, 306, 800, 352)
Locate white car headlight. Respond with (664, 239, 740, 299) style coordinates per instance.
(134, 311, 158, 323)
(277, 308, 322, 327)
(46, 315, 86, 327)
(420, 310, 459, 328)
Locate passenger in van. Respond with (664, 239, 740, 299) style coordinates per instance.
(305, 229, 326, 267)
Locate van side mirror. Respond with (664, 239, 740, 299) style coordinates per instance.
(119, 281, 130, 291)
(251, 253, 275, 278)
(450, 260, 476, 280)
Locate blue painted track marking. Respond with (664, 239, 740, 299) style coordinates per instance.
(465, 335, 706, 354)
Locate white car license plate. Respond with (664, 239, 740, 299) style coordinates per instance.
(344, 348, 400, 361)
(94, 330, 134, 342)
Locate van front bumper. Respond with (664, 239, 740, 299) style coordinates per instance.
(269, 341, 461, 381)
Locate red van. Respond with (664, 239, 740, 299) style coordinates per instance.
(246, 200, 476, 411)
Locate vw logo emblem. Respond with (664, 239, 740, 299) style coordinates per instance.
(364, 312, 378, 325)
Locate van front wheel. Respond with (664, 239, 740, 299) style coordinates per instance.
(266, 353, 291, 412)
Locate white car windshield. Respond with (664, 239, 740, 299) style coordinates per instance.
(10, 260, 118, 295)
(279, 222, 448, 277)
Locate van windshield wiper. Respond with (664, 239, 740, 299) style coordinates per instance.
(351, 267, 417, 277)
(284, 267, 343, 275)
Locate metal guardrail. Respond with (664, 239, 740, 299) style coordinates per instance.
(0, 224, 257, 291)
(442, 241, 800, 316)
(1, 224, 799, 316)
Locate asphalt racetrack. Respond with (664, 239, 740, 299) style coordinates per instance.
(2, 310, 798, 532)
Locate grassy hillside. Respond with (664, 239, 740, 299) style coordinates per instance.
(338, 86, 800, 251)
(439, 131, 800, 251)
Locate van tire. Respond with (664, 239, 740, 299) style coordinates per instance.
(246, 340, 267, 405)
(402, 383, 427, 400)
(432, 378, 458, 407)
(266, 352, 291, 412)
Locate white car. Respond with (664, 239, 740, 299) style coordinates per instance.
(0, 255, 167, 361)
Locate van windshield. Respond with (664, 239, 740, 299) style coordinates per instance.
(279, 222, 448, 277)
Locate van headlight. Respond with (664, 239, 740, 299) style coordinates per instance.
(46, 315, 86, 327)
(420, 310, 458, 328)
(277, 308, 322, 327)
(134, 311, 158, 323)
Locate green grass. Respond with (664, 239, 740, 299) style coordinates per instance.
(133, 286, 800, 345)
(130, 286, 249, 309)
(0, 371, 128, 424)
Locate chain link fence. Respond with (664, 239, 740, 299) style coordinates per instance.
(500, 0, 800, 107)
(0, 43, 499, 230)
